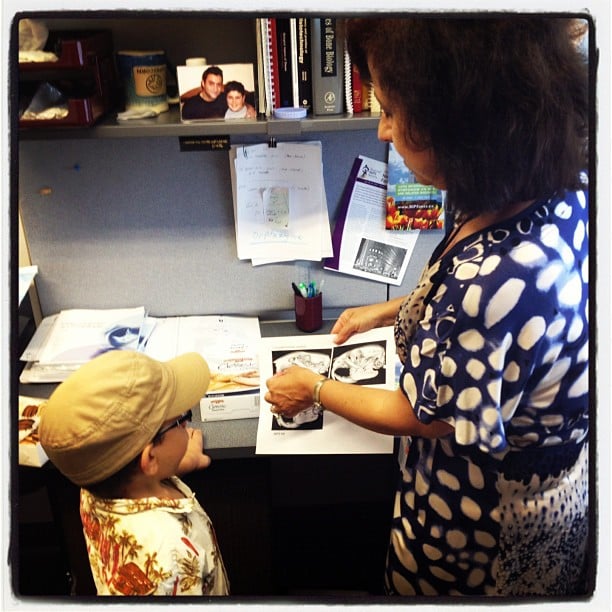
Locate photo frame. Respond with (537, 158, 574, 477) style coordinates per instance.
(176, 63, 257, 122)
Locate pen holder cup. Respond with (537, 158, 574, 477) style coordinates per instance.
(294, 292, 323, 333)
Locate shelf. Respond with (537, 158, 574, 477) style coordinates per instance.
(18, 106, 380, 140)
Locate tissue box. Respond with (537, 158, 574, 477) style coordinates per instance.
(18, 395, 48, 467)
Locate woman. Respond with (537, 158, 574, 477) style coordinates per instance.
(265, 17, 590, 596)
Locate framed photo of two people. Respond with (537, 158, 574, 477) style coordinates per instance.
(177, 63, 256, 122)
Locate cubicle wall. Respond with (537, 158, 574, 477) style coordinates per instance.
(19, 131, 442, 320)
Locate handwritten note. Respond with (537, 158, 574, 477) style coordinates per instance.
(230, 142, 332, 265)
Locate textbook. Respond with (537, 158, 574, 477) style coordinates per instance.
(386, 142, 445, 230)
(274, 18, 294, 108)
(295, 16, 313, 110)
(311, 17, 344, 115)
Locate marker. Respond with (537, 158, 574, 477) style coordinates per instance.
(291, 282, 302, 297)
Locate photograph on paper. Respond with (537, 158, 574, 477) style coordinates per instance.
(177, 64, 257, 122)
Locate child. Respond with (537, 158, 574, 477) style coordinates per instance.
(39, 349, 229, 596)
(224, 80, 250, 119)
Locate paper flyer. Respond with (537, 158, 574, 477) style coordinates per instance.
(324, 155, 419, 286)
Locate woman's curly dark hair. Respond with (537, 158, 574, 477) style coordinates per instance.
(347, 16, 589, 216)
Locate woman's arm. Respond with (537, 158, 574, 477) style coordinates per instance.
(265, 365, 453, 438)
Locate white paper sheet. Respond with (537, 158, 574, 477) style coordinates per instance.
(230, 141, 332, 265)
(18, 265, 38, 305)
(256, 327, 396, 455)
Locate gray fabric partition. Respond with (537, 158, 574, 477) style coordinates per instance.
(19, 130, 442, 319)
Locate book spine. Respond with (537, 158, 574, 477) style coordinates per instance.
(289, 18, 299, 108)
(311, 17, 344, 115)
(275, 17, 293, 108)
(268, 18, 281, 110)
(296, 17, 313, 111)
(351, 63, 363, 113)
(255, 18, 268, 116)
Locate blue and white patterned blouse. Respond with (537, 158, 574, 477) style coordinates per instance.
(389, 187, 589, 596)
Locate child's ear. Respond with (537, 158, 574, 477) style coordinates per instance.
(139, 442, 159, 476)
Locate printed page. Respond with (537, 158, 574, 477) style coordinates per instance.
(144, 314, 262, 395)
(324, 155, 420, 285)
(256, 327, 395, 455)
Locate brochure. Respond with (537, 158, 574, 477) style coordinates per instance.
(143, 315, 262, 422)
(324, 155, 419, 286)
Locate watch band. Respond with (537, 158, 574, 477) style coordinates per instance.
(313, 377, 330, 411)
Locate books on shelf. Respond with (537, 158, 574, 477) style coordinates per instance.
(386, 143, 445, 230)
(256, 15, 383, 118)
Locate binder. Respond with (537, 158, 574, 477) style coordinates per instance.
(311, 17, 344, 115)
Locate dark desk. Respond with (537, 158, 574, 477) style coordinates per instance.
(17, 319, 398, 598)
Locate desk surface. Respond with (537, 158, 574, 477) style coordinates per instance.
(20, 319, 342, 460)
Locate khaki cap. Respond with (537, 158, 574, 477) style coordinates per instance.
(39, 350, 210, 486)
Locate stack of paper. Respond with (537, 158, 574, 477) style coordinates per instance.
(20, 307, 152, 383)
(229, 141, 333, 266)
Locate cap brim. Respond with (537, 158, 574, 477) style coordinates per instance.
(163, 352, 210, 421)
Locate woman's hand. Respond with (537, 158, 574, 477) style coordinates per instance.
(331, 299, 404, 344)
(177, 428, 212, 474)
(265, 365, 321, 419)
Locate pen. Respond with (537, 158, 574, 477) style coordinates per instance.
(297, 282, 308, 298)
(292, 282, 302, 297)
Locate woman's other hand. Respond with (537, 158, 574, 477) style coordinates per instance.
(331, 299, 404, 345)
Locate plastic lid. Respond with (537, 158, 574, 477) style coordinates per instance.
(273, 107, 307, 119)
